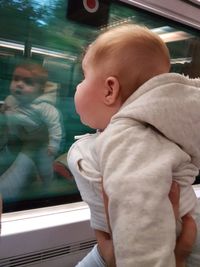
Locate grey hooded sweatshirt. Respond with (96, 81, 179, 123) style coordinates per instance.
(68, 73, 200, 267)
(95, 73, 200, 267)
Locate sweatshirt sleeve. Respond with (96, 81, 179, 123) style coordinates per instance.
(36, 102, 63, 153)
(95, 120, 182, 267)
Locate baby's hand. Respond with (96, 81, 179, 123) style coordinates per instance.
(95, 230, 116, 267)
(100, 239, 116, 267)
(47, 146, 56, 156)
(175, 213, 197, 267)
(169, 181, 197, 267)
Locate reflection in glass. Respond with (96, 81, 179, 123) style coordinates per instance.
(0, 62, 64, 198)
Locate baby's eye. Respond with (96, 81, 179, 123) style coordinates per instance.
(23, 77, 34, 86)
(12, 75, 35, 86)
(13, 75, 20, 81)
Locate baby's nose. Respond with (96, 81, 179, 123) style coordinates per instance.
(15, 79, 25, 89)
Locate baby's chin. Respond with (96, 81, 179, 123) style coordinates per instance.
(80, 118, 94, 129)
(12, 92, 33, 104)
(14, 90, 22, 96)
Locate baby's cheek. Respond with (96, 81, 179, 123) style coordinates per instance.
(9, 82, 15, 90)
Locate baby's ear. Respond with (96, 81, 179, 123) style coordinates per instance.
(104, 76, 120, 105)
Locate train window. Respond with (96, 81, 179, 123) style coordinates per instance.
(0, 0, 200, 213)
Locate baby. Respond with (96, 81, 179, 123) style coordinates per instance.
(68, 24, 200, 267)
(0, 62, 63, 197)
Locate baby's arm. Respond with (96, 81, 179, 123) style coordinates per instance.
(95, 182, 115, 267)
(95, 229, 115, 267)
(175, 214, 197, 267)
(38, 103, 63, 155)
(170, 182, 197, 267)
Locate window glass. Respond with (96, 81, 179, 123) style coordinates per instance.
(0, 0, 199, 212)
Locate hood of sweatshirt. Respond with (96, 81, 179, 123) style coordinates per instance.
(34, 81, 58, 105)
(111, 73, 200, 168)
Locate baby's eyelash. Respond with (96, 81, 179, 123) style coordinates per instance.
(80, 68, 85, 77)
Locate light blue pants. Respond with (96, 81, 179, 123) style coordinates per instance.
(0, 152, 35, 199)
(75, 244, 106, 267)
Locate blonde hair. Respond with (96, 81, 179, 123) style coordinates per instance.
(86, 24, 170, 101)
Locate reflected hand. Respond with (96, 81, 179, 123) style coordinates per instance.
(47, 146, 56, 156)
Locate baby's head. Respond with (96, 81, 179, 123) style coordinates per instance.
(87, 24, 170, 100)
(10, 62, 48, 103)
(75, 24, 170, 130)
